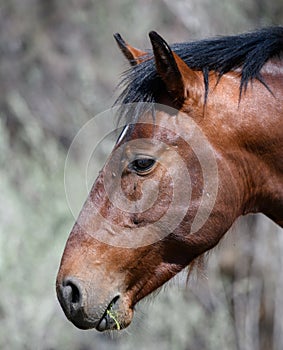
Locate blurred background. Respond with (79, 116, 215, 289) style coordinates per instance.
(0, 0, 282, 349)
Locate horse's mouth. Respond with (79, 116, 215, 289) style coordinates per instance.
(57, 274, 134, 331)
(96, 295, 121, 332)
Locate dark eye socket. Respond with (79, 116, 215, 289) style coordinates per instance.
(129, 158, 156, 173)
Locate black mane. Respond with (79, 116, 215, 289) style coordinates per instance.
(115, 27, 283, 122)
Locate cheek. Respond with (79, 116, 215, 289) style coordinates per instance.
(121, 169, 173, 225)
(121, 173, 144, 201)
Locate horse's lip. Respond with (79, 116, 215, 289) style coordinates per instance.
(96, 295, 120, 332)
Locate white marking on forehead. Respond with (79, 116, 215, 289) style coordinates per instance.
(261, 59, 283, 76)
(116, 124, 130, 145)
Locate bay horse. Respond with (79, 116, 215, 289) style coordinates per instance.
(56, 28, 283, 332)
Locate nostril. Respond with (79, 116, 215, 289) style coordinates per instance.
(60, 277, 83, 313)
(66, 280, 80, 305)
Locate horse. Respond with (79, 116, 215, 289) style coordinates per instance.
(56, 27, 283, 332)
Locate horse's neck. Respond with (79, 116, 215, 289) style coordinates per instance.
(207, 70, 283, 226)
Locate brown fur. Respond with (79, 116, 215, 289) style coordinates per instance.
(56, 32, 283, 331)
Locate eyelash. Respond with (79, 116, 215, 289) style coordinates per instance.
(129, 158, 156, 174)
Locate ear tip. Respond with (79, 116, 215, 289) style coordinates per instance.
(113, 33, 121, 40)
(149, 31, 171, 54)
(148, 31, 158, 39)
(148, 31, 163, 43)
(114, 33, 126, 47)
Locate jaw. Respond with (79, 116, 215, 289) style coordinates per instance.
(56, 224, 193, 332)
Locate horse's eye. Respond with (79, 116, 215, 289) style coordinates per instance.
(130, 158, 156, 174)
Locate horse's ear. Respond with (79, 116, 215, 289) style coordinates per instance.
(114, 33, 148, 66)
(149, 31, 201, 104)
